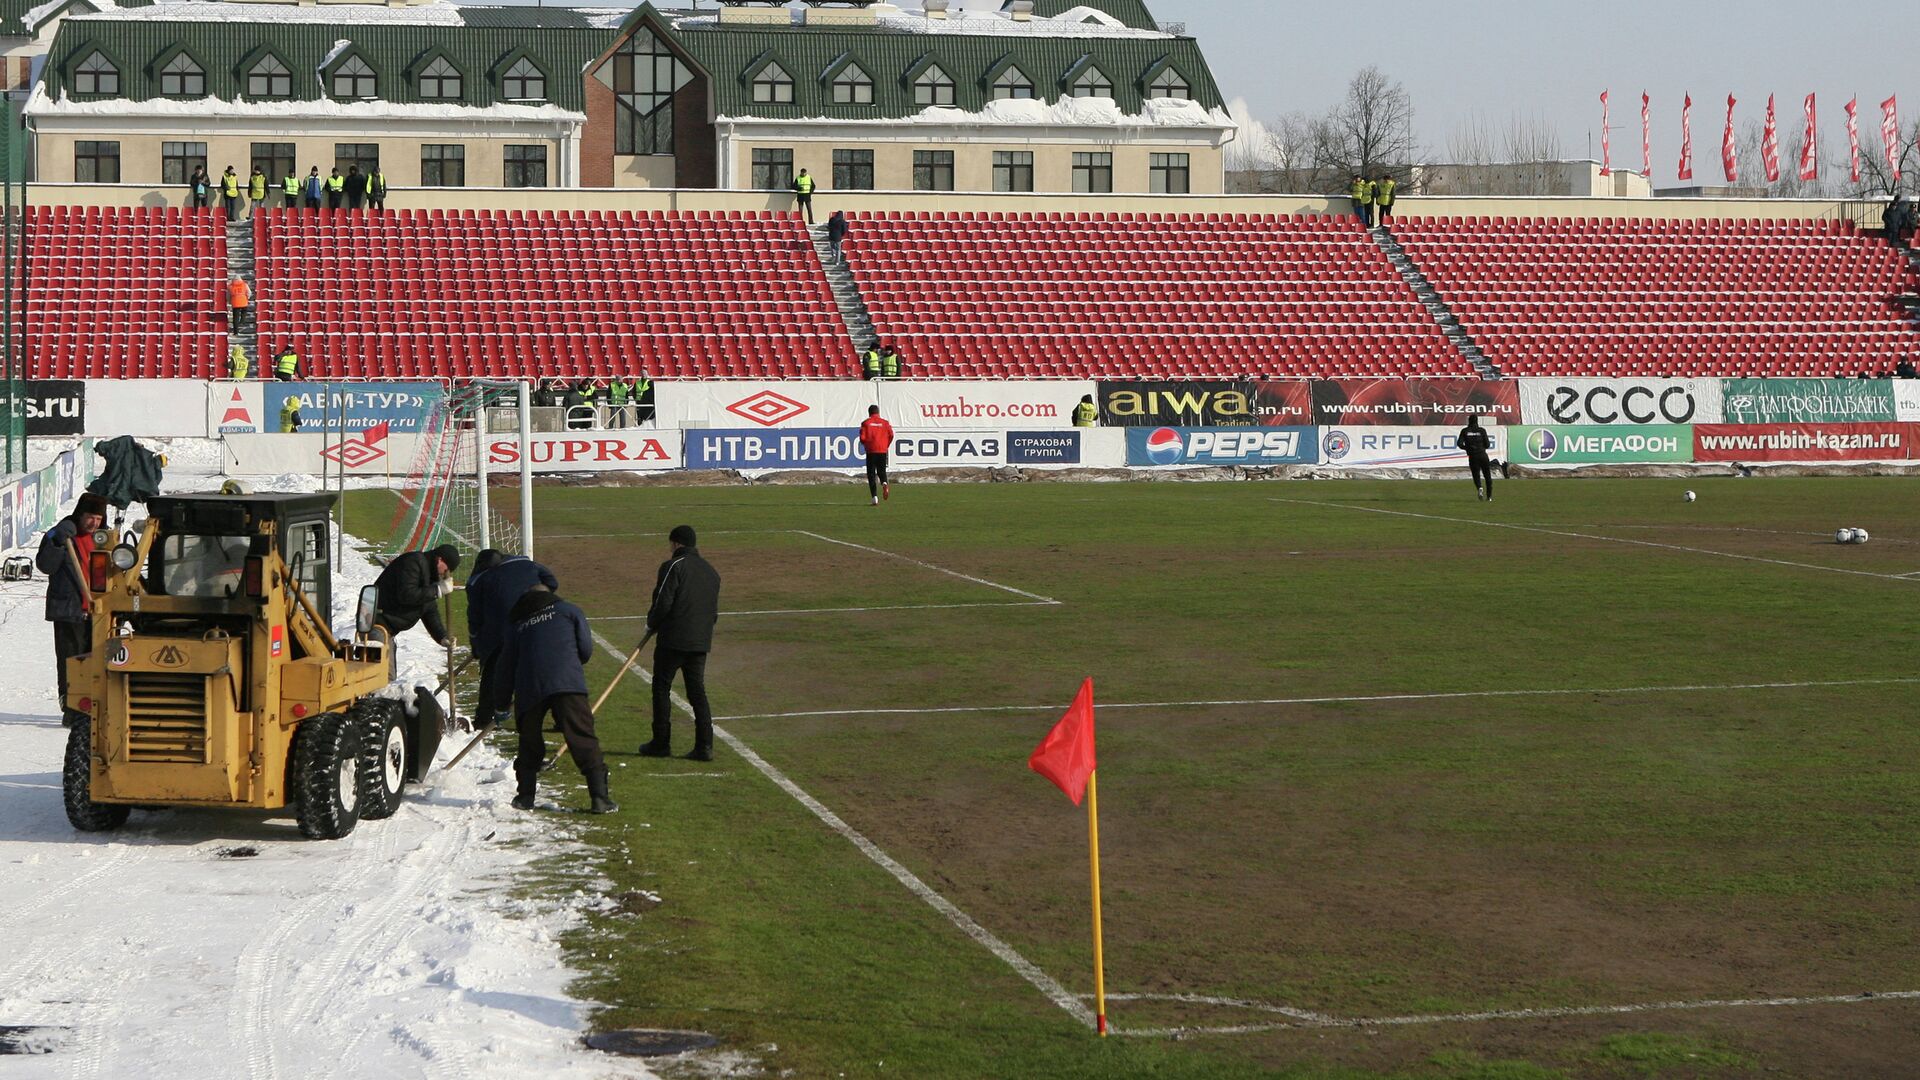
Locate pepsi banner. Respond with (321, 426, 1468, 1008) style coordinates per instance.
(1319, 426, 1508, 468)
(1310, 379, 1520, 427)
(686, 428, 865, 470)
(1126, 426, 1318, 467)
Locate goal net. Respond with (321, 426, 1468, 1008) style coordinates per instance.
(385, 382, 525, 560)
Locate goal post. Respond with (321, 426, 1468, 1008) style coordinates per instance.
(385, 380, 531, 561)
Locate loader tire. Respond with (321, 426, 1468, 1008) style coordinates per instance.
(63, 715, 129, 833)
(355, 698, 408, 821)
(293, 712, 361, 840)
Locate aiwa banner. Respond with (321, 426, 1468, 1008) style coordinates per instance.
(1508, 425, 1693, 466)
(1721, 379, 1897, 424)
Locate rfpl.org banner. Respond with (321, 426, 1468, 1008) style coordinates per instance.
(1310, 379, 1520, 426)
(1693, 423, 1916, 462)
(1319, 425, 1508, 468)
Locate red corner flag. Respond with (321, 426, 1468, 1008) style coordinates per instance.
(1029, 677, 1096, 804)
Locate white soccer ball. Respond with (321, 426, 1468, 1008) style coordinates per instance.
(1836, 529, 1859, 544)
(1683, 490, 1697, 503)
(1853, 529, 1870, 545)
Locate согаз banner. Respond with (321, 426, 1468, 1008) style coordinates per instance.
(1693, 423, 1913, 462)
(1125, 426, 1317, 467)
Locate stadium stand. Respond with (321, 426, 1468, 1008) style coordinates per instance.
(845, 212, 1473, 379)
(250, 208, 847, 379)
(23, 206, 228, 378)
(1393, 217, 1920, 377)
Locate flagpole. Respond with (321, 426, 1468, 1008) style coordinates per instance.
(1087, 769, 1108, 1036)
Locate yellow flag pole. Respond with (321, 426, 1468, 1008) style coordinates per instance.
(1087, 769, 1108, 1036)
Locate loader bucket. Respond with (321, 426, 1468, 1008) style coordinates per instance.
(406, 686, 446, 783)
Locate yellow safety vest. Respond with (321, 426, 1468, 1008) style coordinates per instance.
(1073, 401, 1097, 427)
(880, 352, 900, 378)
(222, 173, 240, 197)
(1351, 179, 1373, 203)
(1376, 178, 1396, 205)
(278, 399, 300, 433)
(249, 173, 267, 199)
(228, 347, 249, 380)
(795, 174, 815, 195)
(326, 175, 345, 193)
(863, 351, 882, 377)
(276, 351, 299, 376)
(282, 175, 300, 196)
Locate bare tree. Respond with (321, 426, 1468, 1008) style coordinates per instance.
(1322, 65, 1416, 181)
(1851, 117, 1920, 197)
(1447, 109, 1499, 166)
(1501, 112, 1563, 165)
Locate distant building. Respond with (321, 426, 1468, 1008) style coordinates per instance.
(24, 0, 1235, 192)
(1412, 160, 1652, 199)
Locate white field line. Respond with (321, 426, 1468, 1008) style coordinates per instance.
(711, 675, 1920, 722)
(596, 600, 1057, 620)
(793, 530, 1061, 604)
(1273, 498, 1920, 583)
(1097, 989, 1920, 1039)
(1515, 522, 1920, 546)
(587, 628, 1095, 1031)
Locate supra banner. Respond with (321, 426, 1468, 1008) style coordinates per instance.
(1310, 379, 1520, 426)
(878, 382, 1094, 428)
(1319, 425, 1508, 468)
(1508, 425, 1694, 465)
(1125, 426, 1318, 467)
(1721, 379, 1897, 424)
(1518, 378, 1724, 426)
(484, 432, 681, 473)
(656, 381, 876, 431)
(1693, 423, 1915, 462)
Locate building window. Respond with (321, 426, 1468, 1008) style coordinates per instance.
(247, 54, 291, 98)
(504, 145, 547, 188)
(1073, 151, 1112, 193)
(614, 28, 686, 156)
(1149, 152, 1191, 194)
(1070, 67, 1111, 99)
(74, 51, 117, 96)
(159, 53, 204, 97)
(752, 62, 793, 104)
(251, 142, 295, 184)
(751, 148, 793, 190)
(332, 55, 376, 99)
(913, 64, 954, 107)
(74, 140, 119, 183)
(502, 58, 544, 101)
(833, 148, 874, 190)
(993, 150, 1033, 193)
(1147, 68, 1190, 100)
(418, 56, 461, 100)
(335, 142, 379, 176)
(831, 63, 873, 106)
(991, 66, 1034, 101)
(421, 144, 465, 186)
(161, 141, 207, 185)
(913, 150, 954, 192)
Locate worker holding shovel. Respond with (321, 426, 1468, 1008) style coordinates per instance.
(498, 584, 617, 814)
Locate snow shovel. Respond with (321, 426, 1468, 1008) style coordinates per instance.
(544, 630, 652, 774)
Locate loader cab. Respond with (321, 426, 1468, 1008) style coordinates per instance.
(142, 494, 337, 615)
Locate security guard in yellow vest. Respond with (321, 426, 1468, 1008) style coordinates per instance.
(607, 376, 631, 428)
(278, 396, 301, 433)
(631, 374, 655, 424)
(325, 168, 345, 210)
(247, 166, 267, 215)
(274, 347, 300, 381)
(1350, 176, 1375, 227)
(1373, 174, 1397, 225)
(228, 344, 250, 380)
(862, 346, 883, 381)
(281, 171, 300, 208)
(880, 347, 901, 380)
(220, 166, 242, 222)
(791, 168, 816, 224)
(1073, 395, 1098, 427)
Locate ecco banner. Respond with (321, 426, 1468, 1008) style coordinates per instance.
(1310, 378, 1520, 426)
(1721, 379, 1897, 424)
(878, 381, 1093, 428)
(1509, 425, 1693, 465)
(1126, 426, 1318, 467)
(1007, 431, 1083, 465)
(1098, 381, 1274, 427)
(484, 432, 681, 473)
(1519, 378, 1723, 425)
(1320, 425, 1508, 468)
(888, 432, 1004, 466)
(656, 381, 876, 431)
(264, 382, 445, 433)
(24, 380, 86, 436)
(686, 428, 865, 469)
(1895, 380, 1920, 422)
(1694, 423, 1914, 462)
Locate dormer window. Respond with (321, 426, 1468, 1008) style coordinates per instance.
(248, 55, 291, 98)
(831, 63, 872, 105)
(332, 55, 376, 99)
(1147, 68, 1190, 100)
(913, 64, 954, 107)
(75, 51, 117, 95)
(1070, 67, 1111, 99)
(991, 66, 1034, 101)
(418, 57, 460, 99)
(752, 62, 792, 104)
(503, 57, 545, 101)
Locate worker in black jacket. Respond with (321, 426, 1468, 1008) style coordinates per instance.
(498, 585, 615, 814)
(374, 544, 460, 645)
(1458, 415, 1495, 501)
(466, 549, 558, 731)
(37, 492, 107, 727)
(638, 525, 722, 761)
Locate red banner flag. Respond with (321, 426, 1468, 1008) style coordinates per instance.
(1799, 93, 1819, 182)
(1762, 95, 1780, 183)
(1029, 677, 1096, 805)
(1846, 97, 1861, 183)
(1882, 95, 1902, 183)
(1599, 90, 1612, 176)
(1723, 94, 1739, 183)
(1642, 92, 1652, 177)
(1678, 94, 1694, 180)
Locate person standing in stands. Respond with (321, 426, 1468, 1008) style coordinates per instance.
(278, 394, 301, 433)
(274, 344, 301, 381)
(859, 404, 894, 506)
(368, 166, 388, 211)
(227, 275, 251, 336)
(303, 166, 324, 210)
(862, 342, 883, 381)
(281, 169, 301, 209)
(227, 344, 250, 380)
(607, 376, 631, 428)
(880, 344, 902, 380)
(188, 164, 210, 209)
(826, 209, 849, 263)
(220, 165, 242, 221)
(247, 165, 268, 218)
(1458, 414, 1495, 501)
(324, 167, 345, 210)
(344, 165, 367, 211)
(1074, 394, 1098, 427)
(1374, 173, 1397, 226)
(638, 525, 722, 762)
(791, 168, 816, 225)
(1350, 175, 1375, 228)
(38, 492, 107, 728)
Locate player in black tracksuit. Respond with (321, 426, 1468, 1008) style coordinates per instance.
(1459, 414, 1495, 501)
(638, 525, 722, 761)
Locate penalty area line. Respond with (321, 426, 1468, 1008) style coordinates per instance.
(587, 629, 1096, 1031)
(595, 599, 1058, 619)
(795, 530, 1060, 604)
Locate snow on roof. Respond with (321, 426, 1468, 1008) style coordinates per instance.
(721, 94, 1233, 130)
(673, 4, 1173, 40)
(24, 82, 586, 124)
(22, 0, 85, 35)
(68, 0, 629, 29)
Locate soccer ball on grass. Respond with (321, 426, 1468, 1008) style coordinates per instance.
(1683, 490, 1697, 503)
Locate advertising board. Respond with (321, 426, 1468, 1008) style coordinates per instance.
(1720, 379, 1897, 424)
(484, 432, 682, 473)
(886, 432, 1005, 467)
(1693, 423, 1914, 462)
(1124, 426, 1318, 467)
(1895, 380, 1920, 422)
(878, 382, 1094, 428)
(1006, 431, 1083, 466)
(656, 382, 876, 431)
(1310, 379, 1520, 426)
(1098, 381, 1272, 427)
(1319, 425, 1508, 468)
(1507, 425, 1693, 465)
(1518, 378, 1724, 426)
(685, 428, 865, 469)
(24, 381, 86, 436)
(263, 382, 445, 434)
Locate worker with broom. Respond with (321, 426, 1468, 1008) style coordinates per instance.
(498, 583, 616, 814)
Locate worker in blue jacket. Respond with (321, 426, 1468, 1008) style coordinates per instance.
(465, 549, 559, 732)
(498, 585, 615, 814)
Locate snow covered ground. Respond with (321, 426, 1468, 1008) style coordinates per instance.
(0, 468, 654, 1078)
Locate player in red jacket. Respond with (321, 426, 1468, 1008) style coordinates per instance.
(858, 404, 894, 506)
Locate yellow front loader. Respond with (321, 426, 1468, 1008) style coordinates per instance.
(62, 493, 443, 839)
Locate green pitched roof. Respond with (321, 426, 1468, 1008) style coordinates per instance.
(1025, 0, 1160, 32)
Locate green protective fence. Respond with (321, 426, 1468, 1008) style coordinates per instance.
(0, 97, 26, 477)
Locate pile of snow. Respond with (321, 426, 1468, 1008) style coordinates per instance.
(70, 0, 625, 27)
(724, 94, 1233, 131)
(26, 82, 587, 124)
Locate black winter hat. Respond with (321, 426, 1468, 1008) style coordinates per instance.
(669, 525, 697, 548)
(75, 492, 108, 519)
(431, 544, 461, 572)
(469, 549, 504, 581)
